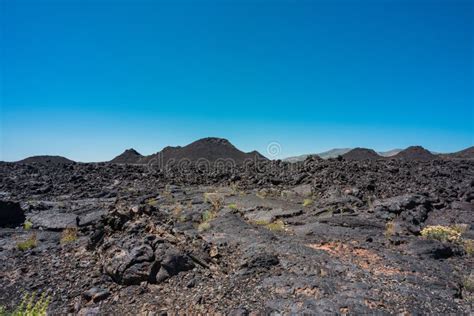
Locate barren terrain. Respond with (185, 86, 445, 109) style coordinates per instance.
(0, 152, 473, 314)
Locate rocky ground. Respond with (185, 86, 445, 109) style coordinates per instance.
(0, 157, 473, 314)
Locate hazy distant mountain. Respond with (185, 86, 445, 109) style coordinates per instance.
(283, 148, 352, 162)
(378, 149, 403, 157)
(110, 137, 267, 165)
(16, 155, 75, 164)
(283, 147, 443, 162)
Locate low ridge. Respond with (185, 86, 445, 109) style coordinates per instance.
(441, 146, 474, 159)
(16, 155, 75, 164)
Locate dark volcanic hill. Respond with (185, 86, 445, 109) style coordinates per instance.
(111, 137, 267, 165)
(342, 148, 382, 160)
(110, 148, 143, 164)
(393, 146, 438, 161)
(16, 155, 74, 164)
(441, 146, 474, 159)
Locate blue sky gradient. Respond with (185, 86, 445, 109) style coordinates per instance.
(1, 0, 473, 161)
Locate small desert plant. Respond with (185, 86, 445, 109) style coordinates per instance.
(60, 227, 78, 244)
(384, 220, 396, 237)
(253, 219, 271, 225)
(451, 224, 469, 235)
(420, 225, 462, 242)
(367, 195, 375, 209)
(23, 220, 33, 231)
(172, 202, 183, 218)
(17, 233, 37, 251)
(203, 193, 224, 211)
(256, 188, 272, 199)
(197, 222, 211, 232)
(202, 210, 216, 222)
(228, 203, 238, 210)
(265, 220, 285, 232)
(12, 292, 50, 316)
(230, 183, 239, 195)
(302, 199, 313, 207)
(197, 209, 217, 232)
(146, 198, 158, 207)
(162, 186, 174, 201)
(463, 239, 474, 256)
(462, 274, 474, 293)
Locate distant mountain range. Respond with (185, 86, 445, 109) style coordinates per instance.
(110, 137, 266, 165)
(283, 146, 453, 162)
(283, 148, 403, 162)
(7, 139, 474, 164)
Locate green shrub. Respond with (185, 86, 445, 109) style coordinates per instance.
(202, 210, 216, 222)
(23, 220, 33, 231)
(228, 203, 238, 210)
(302, 199, 313, 207)
(12, 292, 50, 316)
(17, 234, 37, 251)
(420, 225, 462, 242)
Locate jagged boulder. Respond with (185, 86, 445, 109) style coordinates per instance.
(0, 200, 25, 227)
(372, 194, 433, 234)
(101, 234, 194, 285)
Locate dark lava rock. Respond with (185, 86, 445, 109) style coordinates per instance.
(373, 194, 434, 234)
(240, 252, 279, 271)
(406, 239, 463, 259)
(0, 152, 473, 314)
(82, 287, 110, 303)
(228, 307, 249, 316)
(101, 236, 194, 285)
(0, 200, 25, 227)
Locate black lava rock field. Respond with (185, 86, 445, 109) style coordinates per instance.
(0, 155, 473, 314)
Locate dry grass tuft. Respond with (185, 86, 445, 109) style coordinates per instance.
(265, 220, 285, 232)
(17, 233, 37, 251)
(60, 227, 78, 244)
(384, 220, 396, 237)
(204, 193, 224, 211)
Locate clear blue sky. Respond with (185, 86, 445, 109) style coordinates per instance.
(1, 0, 473, 161)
